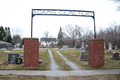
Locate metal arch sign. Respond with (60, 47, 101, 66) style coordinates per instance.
(31, 9, 96, 38)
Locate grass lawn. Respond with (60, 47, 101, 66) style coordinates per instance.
(56, 49, 120, 70)
(0, 74, 120, 80)
(0, 49, 51, 70)
(0, 48, 120, 70)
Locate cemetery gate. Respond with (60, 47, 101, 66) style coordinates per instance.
(24, 9, 104, 68)
(31, 9, 96, 38)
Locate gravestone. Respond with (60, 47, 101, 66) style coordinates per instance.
(104, 42, 106, 49)
(8, 53, 20, 63)
(62, 45, 68, 50)
(115, 45, 117, 50)
(85, 45, 88, 51)
(78, 51, 88, 61)
(7, 47, 12, 51)
(41, 51, 44, 53)
(112, 46, 115, 49)
(107, 43, 113, 54)
(4, 51, 11, 53)
(81, 42, 85, 50)
(76, 45, 80, 50)
(112, 52, 120, 60)
(78, 45, 88, 61)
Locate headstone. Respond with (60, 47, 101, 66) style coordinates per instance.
(107, 43, 113, 54)
(8, 53, 20, 63)
(104, 42, 106, 49)
(4, 51, 11, 53)
(76, 45, 80, 50)
(78, 51, 88, 61)
(85, 45, 88, 51)
(7, 47, 12, 51)
(61, 45, 68, 50)
(115, 45, 117, 50)
(112, 46, 115, 49)
(22, 45, 24, 48)
(112, 52, 120, 60)
(81, 42, 85, 50)
(41, 51, 44, 53)
(108, 43, 112, 51)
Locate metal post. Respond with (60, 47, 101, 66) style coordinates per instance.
(31, 10, 33, 38)
(93, 12, 96, 39)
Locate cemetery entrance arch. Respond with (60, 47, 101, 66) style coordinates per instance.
(31, 9, 96, 38)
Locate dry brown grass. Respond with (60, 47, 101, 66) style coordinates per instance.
(0, 49, 51, 70)
(57, 49, 120, 70)
(0, 74, 120, 80)
(0, 49, 120, 70)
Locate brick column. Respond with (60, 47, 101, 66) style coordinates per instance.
(24, 38, 39, 68)
(88, 39, 104, 67)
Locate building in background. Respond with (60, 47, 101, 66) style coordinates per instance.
(0, 40, 13, 49)
(40, 38, 58, 48)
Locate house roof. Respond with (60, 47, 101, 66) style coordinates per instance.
(0, 40, 12, 45)
(41, 38, 57, 41)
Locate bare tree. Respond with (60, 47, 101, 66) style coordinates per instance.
(63, 24, 79, 48)
(11, 27, 23, 37)
(12, 35, 22, 45)
(75, 25, 82, 46)
(110, 0, 120, 11)
(97, 23, 120, 49)
(79, 27, 94, 46)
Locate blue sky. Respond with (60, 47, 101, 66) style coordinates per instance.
(0, 0, 120, 39)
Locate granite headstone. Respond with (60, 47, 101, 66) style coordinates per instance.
(7, 47, 12, 51)
(112, 52, 120, 60)
(62, 45, 68, 50)
(115, 45, 117, 50)
(78, 51, 88, 61)
(81, 42, 85, 50)
(107, 43, 113, 54)
(8, 53, 20, 63)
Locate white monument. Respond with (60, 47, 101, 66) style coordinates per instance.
(61, 45, 68, 50)
(104, 42, 106, 50)
(107, 43, 112, 54)
(81, 42, 85, 50)
(108, 43, 112, 51)
(115, 45, 117, 50)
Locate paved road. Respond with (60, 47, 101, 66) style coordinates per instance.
(0, 69, 120, 77)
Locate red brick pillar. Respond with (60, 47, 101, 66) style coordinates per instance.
(88, 39, 104, 67)
(24, 38, 39, 68)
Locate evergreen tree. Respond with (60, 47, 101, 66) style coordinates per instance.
(5, 27, 12, 43)
(57, 27, 64, 47)
(6, 35, 12, 43)
(0, 26, 6, 41)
